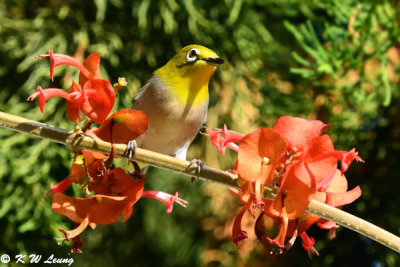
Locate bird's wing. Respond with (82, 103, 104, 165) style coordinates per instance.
(133, 82, 147, 103)
(133, 74, 163, 101)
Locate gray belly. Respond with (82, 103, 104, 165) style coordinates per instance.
(136, 109, 205, 156)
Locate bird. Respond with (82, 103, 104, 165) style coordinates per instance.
(130, 44, 223, 162)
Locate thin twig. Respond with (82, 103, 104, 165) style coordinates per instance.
(0, 111, 399, 253)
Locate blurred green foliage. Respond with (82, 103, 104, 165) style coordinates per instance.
(0, 0, 399, 266)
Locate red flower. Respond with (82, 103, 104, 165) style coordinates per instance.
(313, 148, 364, 175)
(27, 85, 77, 113)
(273, 116, 329, 149)
(323, 169, 362, 207)
(51, 148, 188, 244)
(53, 192, 130, 239)
(202, 125, 243, 155)
(79, 79, 115, 124)
(232, 204, 250, 246)
(238, 128, 287, 184)
(141, 191, 188, 213)
(65, 81, 85, 122)
(262, 169, 361, 254)
(266, 135, 338, 219)
(29, 50, 116, 124)
(94, 109, 148, 144)
(120, 176, 145, 222)
(266, 206, 289, 248)
(300, 232, 319, 258)
(82, 149, 108, 164)
(205, 116, 363, 255)
(78, 51, 101, 86)
(230, 187, 253, 246)
(38, 49, 98, 82)
(71, 236, 83, 254)
(237, 128, 287, 205)
(340, 148, 364, 173)
(266, 117, 363, 220)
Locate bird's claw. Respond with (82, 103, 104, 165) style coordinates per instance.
(124, 140, 137, 160)
(187, 159, 204, 182)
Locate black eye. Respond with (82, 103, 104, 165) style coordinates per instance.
(186, 48, 199, 62)
(189, 49, 197, 58)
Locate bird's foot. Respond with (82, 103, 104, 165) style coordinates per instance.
(186, 159, 204, 183)
(124, 140, 137, 160)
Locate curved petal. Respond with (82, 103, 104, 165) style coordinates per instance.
(94, 109, 148, 144)
(326, 186, 362, 207)
(142, 191, 188, 213)
(201, 125, 243, 155)
(59, 217, 90, 240)
(266, 163, 316, 219)
(232, 200, 251, 246)
(79, 52, 101, 86)
(27, 86, 72, 113)
(38, 49, 91, 81)
(81, 79, 116, 124)
(300, 232, 319, 257)
(237, 128, 287, 183)
(273, 116, 329, 149)
(121, 176, 145, 222)
(66, 81, 83, 122)
(266, 206, 289, 248)
(52, 192, 129, 225)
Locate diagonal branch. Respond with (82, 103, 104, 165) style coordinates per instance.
(0, 111, 399, 253)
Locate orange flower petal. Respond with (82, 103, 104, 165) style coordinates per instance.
(87, 195, 129, 224)
(326, 186, 362, 207)
(107, 168, 136, 194)
(59, 217, 90, 240)
(94, 109, 148, 144)
(82, 149, 108, 165)
(237, 128, 287, 183)
(52, 193, 130, 225)
(52, 192, 88, 223)
(273, 116, 329, 148)
(66, 81, 84, 122)
(79, 52, 101, 86)
(232, 199, 252, 246)
(267, 163, 317, 219)
(266, 206, 289, 248)
(81, 79, 115, 124)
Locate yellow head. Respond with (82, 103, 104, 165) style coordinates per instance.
(155, 44, 223, 106)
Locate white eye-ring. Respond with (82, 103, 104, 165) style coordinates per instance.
(186, 48, 199, 62)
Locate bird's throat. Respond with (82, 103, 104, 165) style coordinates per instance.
(157, 67, 214, 107)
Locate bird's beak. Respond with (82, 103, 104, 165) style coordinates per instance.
(203, 57, 224, 65)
